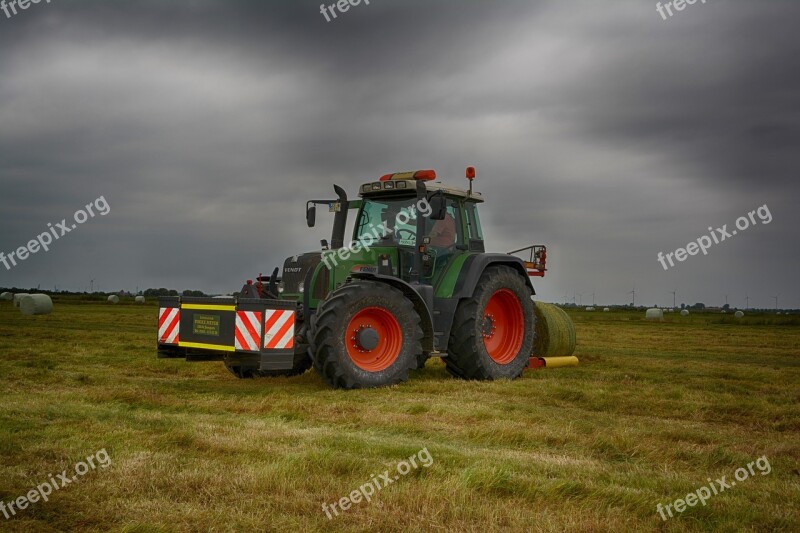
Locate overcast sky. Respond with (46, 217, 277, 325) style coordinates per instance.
(1, 0, 798, 308)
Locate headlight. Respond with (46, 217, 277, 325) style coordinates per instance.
(298, 282, 305, 294)
(278, 281, 285, 294)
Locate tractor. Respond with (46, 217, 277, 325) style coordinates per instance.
(157, 167, 550, 389)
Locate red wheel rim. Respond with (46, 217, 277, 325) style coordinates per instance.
(482, 289, 525, 364)
(345, 307, 403, 371)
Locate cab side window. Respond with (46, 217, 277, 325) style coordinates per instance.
(427, 198, 463, 248)
(466, 202, 483, 241)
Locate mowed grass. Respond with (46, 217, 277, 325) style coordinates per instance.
(0, 301, 798, 532)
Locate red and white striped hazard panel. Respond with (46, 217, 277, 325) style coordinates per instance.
(158, 307, 180, 345)
(235, 311, 263, 352)
(263, 309, 295, 350)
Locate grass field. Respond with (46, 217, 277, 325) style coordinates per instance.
(1, 300, 798, 532)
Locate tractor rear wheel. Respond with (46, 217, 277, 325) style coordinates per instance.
(445, 265, 534, 380)
(310, 280, 423, 389)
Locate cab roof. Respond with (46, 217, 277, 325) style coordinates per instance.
(358, 179, 484, 202)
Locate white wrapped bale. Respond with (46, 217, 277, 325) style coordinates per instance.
(680, 309, 690, 317)
(13, 293, 30, 307)
(135, 296, 146, 304)
(107, 295, 120, 304)
(603, 307, 610, 312)
(20, 294, 53, 316)
(0, 292, 12, 301)
(735, 311, 744, 318)
(585, 307, 595, 311)
(646, 308, 664, 322)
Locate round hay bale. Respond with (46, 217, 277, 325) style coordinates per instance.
(0, 292, 12, 301)
(603, 307, 610, 312)
(19, 294, 53, 316)
(13, 293, 30, 307)
(680, 309, 690, 317)
(585, 306, 595, 312)
(646, 308, 664, 321)
(107, 295, 120, 304)
(135, 296, 146, 304)
(533, 302, 576, 357)
(734, 310, 744, 318)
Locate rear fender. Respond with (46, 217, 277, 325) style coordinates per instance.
(453, 254, 535, 300)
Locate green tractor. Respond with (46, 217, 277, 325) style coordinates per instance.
(157, 167, 549, 389)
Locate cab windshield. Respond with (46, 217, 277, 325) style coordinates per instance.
(355, 197, 420, 247)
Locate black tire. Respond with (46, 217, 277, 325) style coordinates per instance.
(258, 350, 312, 378)
(224, 363, 259, 379)
(445, 265, 535, 380)
(309, 280, 423, 389)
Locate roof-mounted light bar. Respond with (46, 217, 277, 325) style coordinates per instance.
(379, 169, 437, 182)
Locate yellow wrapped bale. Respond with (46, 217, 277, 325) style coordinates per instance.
(532, 302, 576, 357)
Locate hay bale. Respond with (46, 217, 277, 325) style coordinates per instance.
(646, 308, 664, 321)
(107, 295, 120, 304)
(603, 307, 610, 312)
(19, 294, 53, 316)
(585, 306, 595, 312)
(135, 296, 146, 304)
(734, 311, 744, 318)
(680, 309, 690, 317)
(13, 293, 30, 307)
(533, 302, 576, 357)
(0, 292, 12, 301)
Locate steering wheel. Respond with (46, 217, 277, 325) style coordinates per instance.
(395, 229, 415, 242)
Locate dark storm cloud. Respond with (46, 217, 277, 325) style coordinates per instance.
(0, 0, 798, 308)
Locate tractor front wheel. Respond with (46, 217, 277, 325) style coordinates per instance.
(445, 265, 534, 380)
(258, 351, 312, 378)
(310, 280, 423, 389)
(224, 363, 258, 379)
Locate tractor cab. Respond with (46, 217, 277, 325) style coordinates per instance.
(353, 171, 484, 286)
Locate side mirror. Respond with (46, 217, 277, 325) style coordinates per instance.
(429, 193, 446, 220)
(306, 205, 316, 227)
